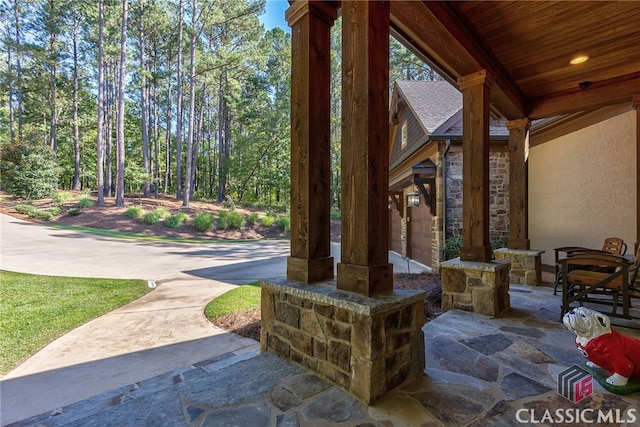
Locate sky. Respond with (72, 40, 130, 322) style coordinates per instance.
(259, 0, 290, 32)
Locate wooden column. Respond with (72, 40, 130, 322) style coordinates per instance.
(337, 0, 393, 296)
(286, 1, 337, 283)
(457, 70, 494, 263)
(634, 95, 640, 247)
(506, 118, 531, 250)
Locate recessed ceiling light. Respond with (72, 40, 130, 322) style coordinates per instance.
(570, 55, 589, 65)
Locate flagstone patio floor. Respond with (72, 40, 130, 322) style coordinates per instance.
(9, 284, 640, 427)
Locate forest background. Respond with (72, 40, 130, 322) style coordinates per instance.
(0, 0, 439, 212)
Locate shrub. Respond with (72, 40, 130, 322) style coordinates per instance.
(15, 204, 36, 215)
(28, 209, 54, 221)
(47, 206, 61, 216)
(217, 210, 228, 229)
(275, 215, 290, 232)
(123, 206, 145, 218)
(222, 196, 236, 211)
(0, 140, 61, 199)
(76, 195, 94, 209)
(247, 212, 259, 225)
(330, 208, 341, 221)
(193, 211, 214, 232)
(442, 236, 462, 261)
(261, 214, 276, 228)
(52, 192, 75, 206)
(441, 237, 506, 261)
(141, 212, 160, 225)
(152, 207, 171, 219)
(67, 207, 83, 216)
(227, 211, 245, 229)
(164, 212, 189, 229)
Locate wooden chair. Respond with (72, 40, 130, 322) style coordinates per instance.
(553, 237, 627, 295)
(559, 246, 640, 321)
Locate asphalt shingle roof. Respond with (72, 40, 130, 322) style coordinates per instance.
(395, 80, 462, 134)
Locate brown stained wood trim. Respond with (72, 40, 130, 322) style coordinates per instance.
(458, 72, 492, 262)
(634, 95, 640, 246)
(527, 72, 640, 119)
(506, 118, 530, 250)
(420, 1, 524, 116)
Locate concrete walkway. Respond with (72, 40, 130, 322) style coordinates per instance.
(0, 214, 428, 426)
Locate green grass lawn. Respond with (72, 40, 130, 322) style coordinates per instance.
(204, 282, 261, 320)
(0, 270, 151, 375)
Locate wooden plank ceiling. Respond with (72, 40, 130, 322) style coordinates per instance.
(390, 0, 640, 120)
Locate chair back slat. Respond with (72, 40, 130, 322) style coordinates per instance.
(602, 237, 626, 255)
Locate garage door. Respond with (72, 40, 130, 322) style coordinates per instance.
(410, 204, 432, 267)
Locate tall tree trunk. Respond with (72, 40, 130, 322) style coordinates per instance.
(152, 50, 159, 198)
(175, 0, 184, 199)
(6, 25, 14, 140)
(139, 0, 150, 197)
(182, 0, 197, 208)
(13, 0, 23, 139)
(48, 0, 57, 153)
(164, 65, 173, 194)
(106, 63, 114, 197)
(72, 14, 81, 190)
(96, 0, 105, 205)
(115, 0, 128, 207)
(216, 76, 226, 202)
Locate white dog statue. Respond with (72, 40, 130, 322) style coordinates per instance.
(563, 307, 640, 386)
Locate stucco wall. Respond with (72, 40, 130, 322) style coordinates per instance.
(529, 110, 637, 267)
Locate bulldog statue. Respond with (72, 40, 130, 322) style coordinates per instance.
(563, 307, 640, 386)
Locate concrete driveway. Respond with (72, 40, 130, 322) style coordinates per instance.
(0, 214, 291, 425)
(0, 213, 427, 425)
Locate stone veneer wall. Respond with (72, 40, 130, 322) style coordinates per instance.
(446, 151, 510, 243)
(260, 280, 426, 404)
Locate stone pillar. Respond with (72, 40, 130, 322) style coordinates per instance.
(286, 1, 337, 283)
(260, 279, 426, 404)
(337, 0, 393, 296)
(494, 248, 544, 286)
(506, 118, 531, 250)
(440, 260, 510, 317)
(457, 70, 494, 263)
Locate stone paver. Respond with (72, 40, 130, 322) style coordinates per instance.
(9, 284, 640, 426)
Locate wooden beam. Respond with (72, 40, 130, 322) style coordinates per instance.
(285, 0, 337, 283)
(527, 72, 640, 119)
(458, 70, 493, 262)
(634, 95, 640, 248)
(390, 1, 525, 119)
(506, 118, 530, 250)
(337, 0, 393, 296)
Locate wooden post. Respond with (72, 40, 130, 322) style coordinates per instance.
(285, 0, 337, 283)
(634, 95, 640, 247)
(457, 70, 493, 262)
(506, 118, 531, 250)
(337, 0, 393, 296)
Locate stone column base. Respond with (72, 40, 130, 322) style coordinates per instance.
(260, 279, 426, 404)
(440, 259, 510, 317)
(494, 248, 545, 286)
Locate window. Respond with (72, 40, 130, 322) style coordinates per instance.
(401, 121, 408, 148)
